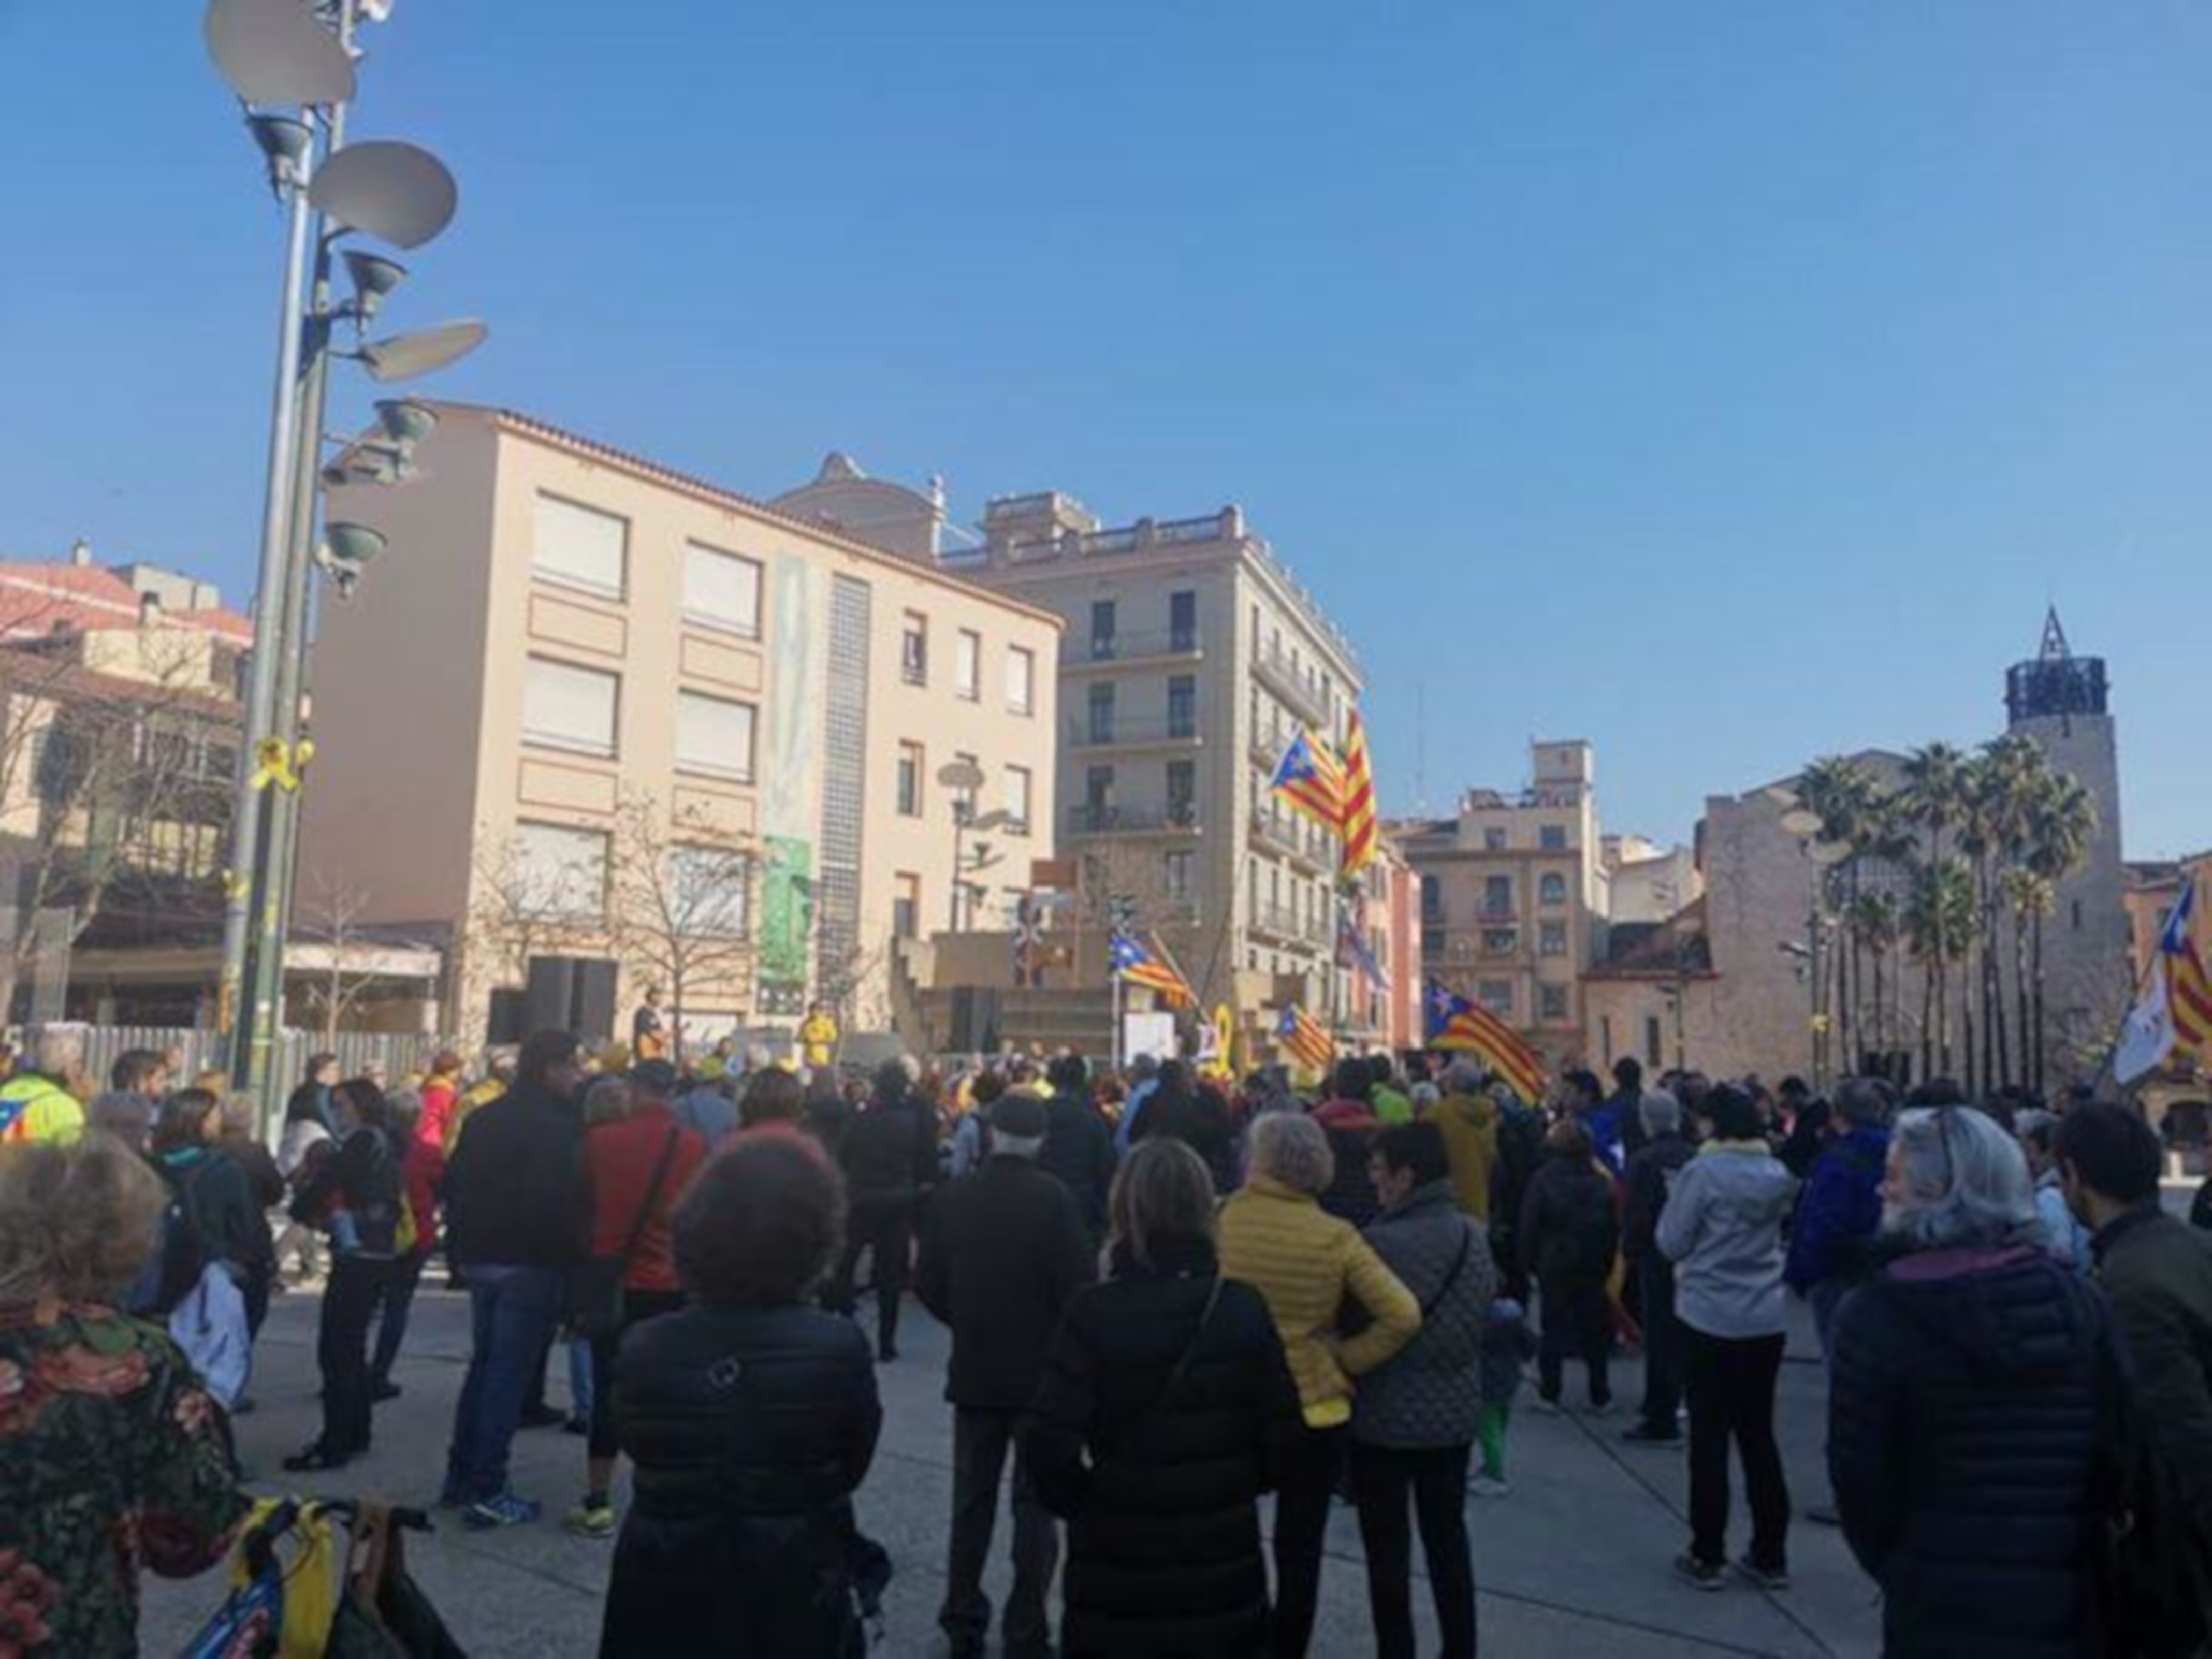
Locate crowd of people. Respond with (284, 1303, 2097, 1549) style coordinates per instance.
(2, 1022, 2211, 1656)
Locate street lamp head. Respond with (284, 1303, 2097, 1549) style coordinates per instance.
(323, 522, 387, 566)
(357, 318, 487, 383)
(310, 140, 458, 251)
(341, 249, 408, 321)
(246, 113, 315, 192)
(207, 0, 357, 106)
(372, 399, 438, 446)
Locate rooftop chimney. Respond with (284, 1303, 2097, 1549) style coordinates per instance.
(69, 538, 93, 567)
(138, 591, 163, 628)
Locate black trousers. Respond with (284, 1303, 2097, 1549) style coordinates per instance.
(1636, 1259, 1685, 1434)
(828, 1195, 915, 1355)
(1351, 1441, 1477, 1659)
(940, 1407, 1058, 1655)
(369, 1248, 429, 1387)
(318, 1255, 392, 1457)
(1537, 1278, 1611, 1405)
(1270, 1422, 1346, 1659)
(1684, 1328, 1790, 1569)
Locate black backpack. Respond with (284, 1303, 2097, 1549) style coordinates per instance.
(2087, 1302, 2212, 1657)
(126, 1165, 211, 1319)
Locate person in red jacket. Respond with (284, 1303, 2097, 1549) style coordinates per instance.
(371, 1089, 446, 1401)
(569, 1059, 708, 1539)
(416, 1050, 465, 1152)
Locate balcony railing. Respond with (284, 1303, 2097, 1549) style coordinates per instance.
(1068, 802, 1202, 835)
(1250, 810, 1326, 873)
(1249, 899, 1330, 947)
(1061, 627, 1203, 666)
(1253, 641, 1326, 723)
(1068, 716, 1202, 750)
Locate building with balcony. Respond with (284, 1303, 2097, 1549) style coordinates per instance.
(299, 406, 1061, 1047)
(1392, 740, 1691, 1071)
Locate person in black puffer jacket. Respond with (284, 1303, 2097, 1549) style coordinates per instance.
(827, 1060, 940, 1361)
(1517, 1118, 1619, 1411)
(1024, 1139, 1304, 1658)
(602, 1134, 883, 1657)
(1829, 1105, 2114, 1656)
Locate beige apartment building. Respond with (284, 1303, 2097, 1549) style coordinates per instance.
(960, 491, 1366, 1035)
(298, 405, 1061, 1046)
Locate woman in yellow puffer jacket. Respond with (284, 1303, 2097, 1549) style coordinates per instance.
(1220, 1112, 1420, 1658)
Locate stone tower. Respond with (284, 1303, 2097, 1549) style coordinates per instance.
(2005, 610, 2131, 1074)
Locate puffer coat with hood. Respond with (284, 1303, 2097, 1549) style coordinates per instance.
(1828, 1244, 2111, 1658)
(1429, 1090, 1498, 1224)
(1655, 1140, 1800, 1338)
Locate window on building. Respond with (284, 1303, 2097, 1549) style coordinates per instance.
(900, 612, 928, 685)
(1483, 875, 1515, 918)
(896, 741, 925, 816)
(1539, 982, 1570, 1021)
(681, 543, 761, 636)
(1646, 1014, 1665, 1067)
(893, 873, 921, 940)
(1165, 850, 1192, 901)
(1089, 599, 1117, 659)
(955, 630, 981, 701)
(1166, 760, 1196, 824)
(1539, 825, 1568, 851)
(1539, 872, 1568, 907)
(666, 846, 751, 936)
(675, 691, 756, 781)
(1476, 980, 1514, 1017)
(1483, 827, 1508, 851)
(1169, 589, 1198, 651)
(1005, 764, 1033, 836)
(513, 821, 610, 919)
(1083, 765, 1114, 829)
(532, 494, 627, 597)
(1422, 925, 1446, 958)
(522, 656, 619, 756)
(1006, 646, 1036, 715)
(1540, 920, 1568, 956)
(1088, 682, 1116, 744)
(1168, 675, 1197, 739)
(1482, 927, 1518, 955)
(1420, 874, 1444, 923)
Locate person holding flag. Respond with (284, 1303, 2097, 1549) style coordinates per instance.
(2115, 873, 2212, 1086)
(1109, 929, 1196, 1010)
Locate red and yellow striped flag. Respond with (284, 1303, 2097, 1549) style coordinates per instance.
(2173, 875, 2212, 1063)
(1340, 708, 1377, 876)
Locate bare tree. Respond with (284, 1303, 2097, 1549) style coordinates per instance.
(0, 620, 232, 1017)
(293, 871, 381, 1046)
(606, 794, 756, 1063)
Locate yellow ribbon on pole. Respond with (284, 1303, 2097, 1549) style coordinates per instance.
(248, 736, 306, 793)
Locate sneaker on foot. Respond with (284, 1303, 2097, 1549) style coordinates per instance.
(565, 1501, 616, 1539)
(1737, 1555, 1791, 1592)
(370, 1379, 401, 1403)
(1675, 1553, 1724, 1592)
(1621, 1423, 1682, 1446)
(1585, 1398, 1618, 1417)
(518, 1403, 566, 1431)
(1468, 1475, 1512, 1498)
(463, 1493, 541, 1531)
(1530, 1393, 1563, 1415)
(1805, 1502, 1841, 1526)
(562, 1416, 590, 1437)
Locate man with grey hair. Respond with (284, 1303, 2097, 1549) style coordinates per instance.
(1622, 1088, 1694, 1445)
(0, 1027, 88, 1144)
(916, 1090, 1096, 1659)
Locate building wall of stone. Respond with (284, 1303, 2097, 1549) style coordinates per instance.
(2013, 710, 2133, 1068)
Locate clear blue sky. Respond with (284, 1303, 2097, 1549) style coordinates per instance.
(3, 3, 2206, 857)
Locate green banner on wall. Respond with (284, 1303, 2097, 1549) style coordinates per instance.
(760, 835, 815, 997)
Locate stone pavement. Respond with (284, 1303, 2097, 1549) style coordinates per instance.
(142, 1286, 1882, 1657)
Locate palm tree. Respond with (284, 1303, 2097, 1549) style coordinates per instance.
(1905, 857, 1976, 1084)
(2002, 866, 2055, 1091)
(1847, 889, 1901, 1069)
(1901, 743, 1970, 1074)
(1799, 755, 1880, 1069)
(2024, 773, 2099, 1094)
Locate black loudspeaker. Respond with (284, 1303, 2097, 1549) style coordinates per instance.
(485, 988, 528, 1045)
(948, 986, 977, 1052)
(523, 957, 577, 1036)
(572, 958, 617, 1045)
(520, 956, 619, 1043)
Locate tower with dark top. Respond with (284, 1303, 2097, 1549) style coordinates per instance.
(2005, 609, 2129, 1073)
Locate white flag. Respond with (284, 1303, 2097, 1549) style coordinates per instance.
(2115, 958, 2175, 1085)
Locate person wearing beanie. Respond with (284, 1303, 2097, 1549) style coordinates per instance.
(916, 1087, 1097, 1658)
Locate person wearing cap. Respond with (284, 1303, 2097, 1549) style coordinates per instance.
(916, 1088, 1097, 1659)
(564, 1057, 709, 1540)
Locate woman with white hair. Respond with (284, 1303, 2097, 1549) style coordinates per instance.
(1828, 1105, 2116, 1655)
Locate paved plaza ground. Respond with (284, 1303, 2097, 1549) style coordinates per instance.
(142, 1284, 1884, 1657)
